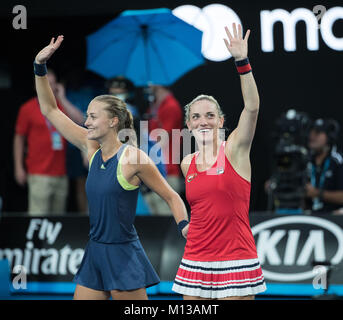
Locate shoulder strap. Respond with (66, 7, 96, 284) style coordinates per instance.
(185, 152, 198, 177)
(206, 141, 226, 175)
(89, 149, 100, 170)
(117, 145, 139, 191)
(217, 141, 226, 168)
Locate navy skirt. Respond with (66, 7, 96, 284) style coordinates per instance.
(73, 239, 160, 291)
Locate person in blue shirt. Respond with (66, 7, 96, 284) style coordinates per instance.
(33, 35, 189, 300)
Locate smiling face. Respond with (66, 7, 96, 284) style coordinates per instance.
(84, 99, 118, 141)
(186, 98, 224, 145)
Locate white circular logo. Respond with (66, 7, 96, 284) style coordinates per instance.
(252, 216, 343, 281)
(173, 4, 243, 61)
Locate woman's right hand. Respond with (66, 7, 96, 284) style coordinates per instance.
(35, 35, 64, 64)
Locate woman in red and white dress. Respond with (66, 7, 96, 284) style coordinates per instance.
(172, 23, 266, 300)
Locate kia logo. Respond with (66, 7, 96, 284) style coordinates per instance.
(252, 216, 343, 281)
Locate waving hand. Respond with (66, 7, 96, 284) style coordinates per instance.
(35, 35, 64, 64)
(223, 23, 250, 61)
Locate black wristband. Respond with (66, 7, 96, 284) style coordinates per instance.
(235, 57, 249, 66)
(177, 220, 189, 235)
(33, 61, 48, 76)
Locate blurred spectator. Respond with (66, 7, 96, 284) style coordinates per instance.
(305, 118, 343, 213)
(143, 85, 183, 215)
(13, 69, 84, 216)
(106, 76, 138, 114)
(106, 76, 140, 140)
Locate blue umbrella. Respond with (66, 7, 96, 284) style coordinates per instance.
(86, 8, 204, 87)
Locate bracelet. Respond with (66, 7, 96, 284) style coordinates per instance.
(235, 58, 252, 75)
(177, 220, 189, 235)
(33, 61, 48, 76)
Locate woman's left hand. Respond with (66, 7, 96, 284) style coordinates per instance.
(223, 23, 250, 61)
(182, 224, 189, 239)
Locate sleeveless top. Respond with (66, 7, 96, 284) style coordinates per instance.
(183, 141, 258, 261)
(86, 144, 139, 244)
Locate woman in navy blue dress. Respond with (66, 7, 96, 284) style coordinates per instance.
(34, 36, 189, 300)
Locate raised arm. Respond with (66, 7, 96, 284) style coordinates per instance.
(34, 36, 88, 152)
(224, 24, 259, 159)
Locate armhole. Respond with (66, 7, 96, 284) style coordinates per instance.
(182, 152, 197, 177)
(117, 146, 139, 191)
(89, 149, 100, 170)
(223, 140, 251, 183)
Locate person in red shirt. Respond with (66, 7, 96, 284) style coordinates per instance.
(14, 70, 84, 215)
(144, 85, 183, 215)
(172, 23, 266, 300)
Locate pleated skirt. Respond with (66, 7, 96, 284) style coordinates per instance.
(172, 258, 266, 299)
(73, 239, 160, 291)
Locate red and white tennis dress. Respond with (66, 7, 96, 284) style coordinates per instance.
(172, 142, 266, 298)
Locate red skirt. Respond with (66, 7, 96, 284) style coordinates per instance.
(172, 258, 266, 298)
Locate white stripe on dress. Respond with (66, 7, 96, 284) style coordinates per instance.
(172, 258, 267, 298)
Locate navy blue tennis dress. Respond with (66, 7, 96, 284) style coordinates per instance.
(73, 144, 160, 291)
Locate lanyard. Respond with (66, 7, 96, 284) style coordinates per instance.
(311, 157, 330, 189)
(45, 118, 63, 150)
(311, 157, 330, 211)
(45, 118, 55, 132)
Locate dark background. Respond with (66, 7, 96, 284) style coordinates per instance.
(0, 0, 342, 212)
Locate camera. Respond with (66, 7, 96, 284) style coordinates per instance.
(268, 109, 312, 213)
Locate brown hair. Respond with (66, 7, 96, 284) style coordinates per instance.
(93, 94, 136, 145)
